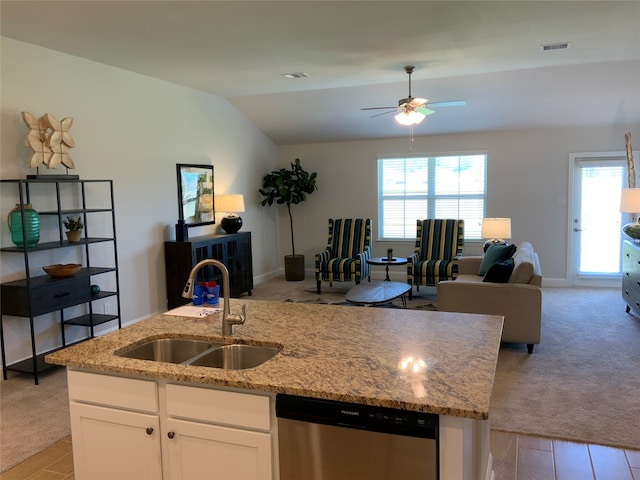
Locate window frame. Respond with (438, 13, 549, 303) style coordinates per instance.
(377, 151, 488, 241)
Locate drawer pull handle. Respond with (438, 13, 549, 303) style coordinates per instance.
(53, 292, 70, 298)
(167, 431, 175, 439)
(146, 427, 153, 435)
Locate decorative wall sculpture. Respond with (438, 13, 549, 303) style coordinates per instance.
(21, 112, 76, 170)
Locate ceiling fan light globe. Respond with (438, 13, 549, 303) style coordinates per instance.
(394, 110, 426, 126)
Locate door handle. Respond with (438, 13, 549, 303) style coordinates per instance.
(574, 227, 582, 232)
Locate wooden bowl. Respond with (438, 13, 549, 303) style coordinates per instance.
(43, 263, 81, 278)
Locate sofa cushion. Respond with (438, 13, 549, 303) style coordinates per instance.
(478, 243, 517, 276)
(483, 258, 515, 283)
(509, 241, 535, 284)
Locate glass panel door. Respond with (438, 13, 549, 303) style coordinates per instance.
(572, 157, 625, 284)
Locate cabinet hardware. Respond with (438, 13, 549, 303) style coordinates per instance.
(146, 427, 154, 435)
(168, 431, 175, 439)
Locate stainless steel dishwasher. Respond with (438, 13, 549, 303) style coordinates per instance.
(276, 394, 439, 480)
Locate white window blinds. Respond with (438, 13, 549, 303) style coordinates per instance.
(377, 153, 487, 239)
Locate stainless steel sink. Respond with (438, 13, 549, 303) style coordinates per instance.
(189, 344, 282, 370)
(117, 337, 281, 369)
(118, 338, 215, 364)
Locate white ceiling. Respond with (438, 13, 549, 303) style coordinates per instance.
(2, 1, 639, 145)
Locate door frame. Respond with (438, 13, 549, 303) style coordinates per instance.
(568, 151, 637, 287)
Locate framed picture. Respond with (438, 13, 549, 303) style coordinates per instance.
(176, 163, 215, 227)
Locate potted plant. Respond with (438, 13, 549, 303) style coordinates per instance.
(259, 158, 318, 281)
(63, 215, 83, 243)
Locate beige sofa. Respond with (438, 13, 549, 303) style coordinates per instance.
(437, 242, 542, 354)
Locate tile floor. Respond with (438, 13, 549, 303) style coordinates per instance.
(2, 432, 639, 480)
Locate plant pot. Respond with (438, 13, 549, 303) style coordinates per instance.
(66, 230, 82, 243)
(284, 254, 305, 281)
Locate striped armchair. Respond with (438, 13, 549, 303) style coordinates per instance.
(407, 219, 464, 299)
(315, 218, 372, 294)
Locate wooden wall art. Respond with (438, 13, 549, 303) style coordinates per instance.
(21, 112, 76, 170)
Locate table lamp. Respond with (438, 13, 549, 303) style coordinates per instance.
(620, 188, 640, 239)
(216, 194, 245, 234)
(481, 218, 512, 252)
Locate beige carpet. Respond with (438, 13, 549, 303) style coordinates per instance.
(490, 287, 640, 450)
(1, 280, 638, 471)
(0, 367, 70, 472)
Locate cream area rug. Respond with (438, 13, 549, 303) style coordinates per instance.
(0, 367, 70, 472)
(490, 287, 640, 450)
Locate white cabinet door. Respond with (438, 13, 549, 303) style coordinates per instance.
(70, 402, 163, 480)
(165, 418, 272, 480)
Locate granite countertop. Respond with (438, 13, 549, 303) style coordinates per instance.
(46, 298, 503, 420)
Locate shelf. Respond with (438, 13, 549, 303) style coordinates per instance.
(2, 268, 117, 287)
(4, 341, 85, 374)
(63, 313, 119, 327)
(90, 290, 117, 301)
(39, 208, 113, 216)
(1, 178, 111, 184)
(1, 237, 114, 253)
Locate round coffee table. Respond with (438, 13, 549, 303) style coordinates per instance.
(345, 281, 411, 308)
(367, 256, 408, 281)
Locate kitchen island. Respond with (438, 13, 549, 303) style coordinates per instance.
(47, 298, 503, 480)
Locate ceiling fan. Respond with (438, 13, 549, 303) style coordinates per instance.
(361, 65, 466, 126)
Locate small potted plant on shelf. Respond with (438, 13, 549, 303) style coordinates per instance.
(63, 215, 83, 243)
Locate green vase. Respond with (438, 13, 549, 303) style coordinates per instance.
(7, 204, 40, 248)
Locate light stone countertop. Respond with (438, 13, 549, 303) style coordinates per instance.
(46, 298, 503, 420)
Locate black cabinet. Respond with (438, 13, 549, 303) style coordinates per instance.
(0, 179, 121, 384)
(165, 232, 253, 309)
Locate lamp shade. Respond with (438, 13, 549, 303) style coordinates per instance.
(620, 188, 640, 213)
(620, 189, 640, 239)
(216, 194, 245, 213)
(481, 218, 512, 239)
(216, 194, 245, 234)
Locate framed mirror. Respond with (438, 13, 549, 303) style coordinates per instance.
(176, 164, 215, 227)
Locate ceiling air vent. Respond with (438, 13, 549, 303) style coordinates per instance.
(540, 42, 571, 52)
(282, 72, 310, 79)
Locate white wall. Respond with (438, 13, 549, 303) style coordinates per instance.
(0, 38, 279, 369)
(276, 126, 639, 283)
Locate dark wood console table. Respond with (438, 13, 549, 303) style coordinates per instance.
(164, 232, 253, 309)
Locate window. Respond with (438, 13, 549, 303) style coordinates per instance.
(377, 153, 487, 240)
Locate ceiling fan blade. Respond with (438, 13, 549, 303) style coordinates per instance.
(370, 110, 398, 119)
(427, 100, 466, 108)
(361, 106, 397, 111)
(416, 107, 435, 116)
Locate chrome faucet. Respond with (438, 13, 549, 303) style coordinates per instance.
(181, 259, 246, 335)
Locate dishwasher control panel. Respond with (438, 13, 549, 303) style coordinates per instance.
(276, 393, 438, 439)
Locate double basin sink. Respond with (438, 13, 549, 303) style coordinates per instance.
(117, 337, 281, 370)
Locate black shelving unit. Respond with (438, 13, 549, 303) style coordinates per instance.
(0, 178, 121, 384)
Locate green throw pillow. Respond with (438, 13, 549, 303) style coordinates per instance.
(478, 243, 517, 276)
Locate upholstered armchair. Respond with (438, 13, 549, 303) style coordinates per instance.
(315, 218, 372, 294)
(407, 219, 464, 299)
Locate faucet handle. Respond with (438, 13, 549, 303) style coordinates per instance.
(227, 304, 246, 326)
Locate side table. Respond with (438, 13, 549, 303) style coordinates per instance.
(367, 256, 408, 281)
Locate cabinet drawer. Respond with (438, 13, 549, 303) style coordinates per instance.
(1, 275, 90, 316)
(166, 384, 270, 431)
(68, 370, 158, 412)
